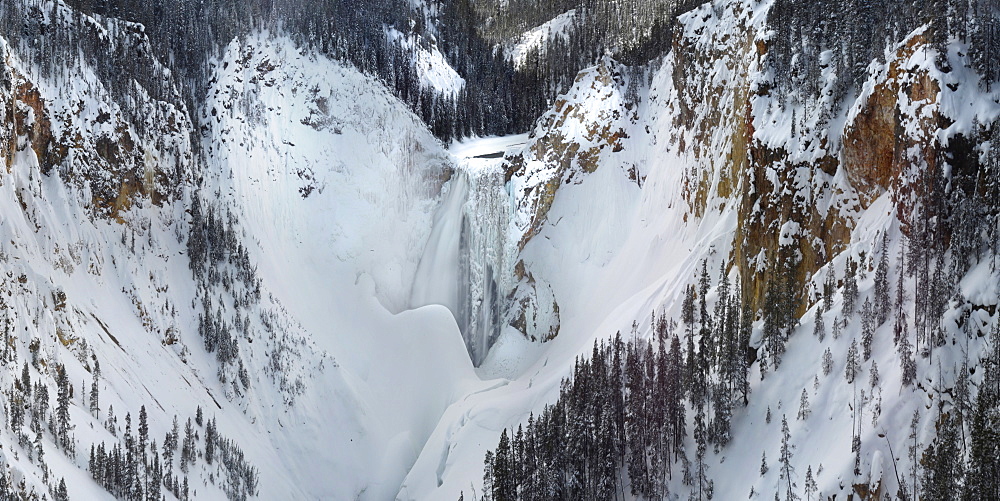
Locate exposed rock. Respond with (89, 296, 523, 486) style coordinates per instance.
(505, 56, 637, 252)
(843, 32, 942, 212)
(506, 266, 560, 342)
(672, 9, 953, 316)
(0, 20, 192, 225)
(500, 56, 638, 343)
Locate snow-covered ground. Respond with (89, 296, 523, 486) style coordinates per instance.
(387, 28, 466, 97)
(402, 1, 1000, 500)
(506, 10, 579, 69)
(1, 0, 998, 499)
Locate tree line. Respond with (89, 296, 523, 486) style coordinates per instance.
(481, 260, 753, 501)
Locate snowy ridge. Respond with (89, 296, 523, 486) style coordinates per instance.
(387, 27, 466, 97)
(505, 10, 580, 69)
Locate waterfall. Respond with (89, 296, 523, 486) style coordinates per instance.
(410, 158, 513, 366)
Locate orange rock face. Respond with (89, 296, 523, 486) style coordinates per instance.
(842, 33, 941, 209)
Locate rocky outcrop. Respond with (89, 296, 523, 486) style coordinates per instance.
(670, 3, 956, 315)
(842, 31, 944, 229)
(505, 57, 637, 252)
(499, 56, 640, 342)
(0, 17, 192, 225)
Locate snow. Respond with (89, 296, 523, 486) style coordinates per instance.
(200, 33, 487, 499)
(387, 28, 465, 97)
(404, 1, 1000, 500)
(2, 0, 999, 500)
(0, 25, 483, 501)
(506, 10, 579, 69)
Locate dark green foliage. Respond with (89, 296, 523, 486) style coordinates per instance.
(482, 269, 753, 500)
(921, 409, 964, 501)
(89, 408, 256, 501)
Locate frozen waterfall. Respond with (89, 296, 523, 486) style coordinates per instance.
(410, 140, 519, 366)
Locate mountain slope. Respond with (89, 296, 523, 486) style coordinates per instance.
(405, 0, 1000, 499)
(0, 15, 483, 500)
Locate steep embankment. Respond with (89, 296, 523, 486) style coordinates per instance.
(405, 0, 1000, 499)
(0, 10, 483, 499)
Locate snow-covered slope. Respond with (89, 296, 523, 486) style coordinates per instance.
(387, 28, 466, 97)
(195, 33, 487, 500)
(505, 10, 580, 69)
(402, 0, 1000, 499)
(0, 17, 482, 500)
(2, 0, 999, 499)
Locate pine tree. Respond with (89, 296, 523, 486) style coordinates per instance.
(493, 429, 514, 501)
(922, 409, 963, 501)
(813, 308, 825, 341)
(965, 378, 999, 501)
(54, 478, 68, 501)
(874, 234, 891, 325)
(832, 317, 842, 340)
(843, 258, 858, 319)
(899, 331, 916, 387)
(138, 405, 149, 462)
(846, 339, 860, 384)
(870, 360, 880, 389)
(55, 364, 72, 452)
(34, 430, 44, 466)
(804, 464, 818, 501)
(861, 297, 875, 360)
(21, 362, 31, 397)
(693, 405, 710, 501)
(823, 270, 836, 313)
(780, 415, 797, 501)
(106, 405, 116, 437)
(822, 348, 834, 376)
(181, 417, 195, 472)
(682, 284, 697, 341)
(698, 260, 711, 333)
(482, 450, 495, 501)
(797, 389, 810, 420)
(908, 410, 920, 498)
(206, 418, 216, 465)
(148, 442, 162, 501)
(89, 357, 101, 417)
(761, 451, 769, 476)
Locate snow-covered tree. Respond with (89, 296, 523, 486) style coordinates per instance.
(846, 339, 860, 384)
(843, 258, 858, 319)
(861, 298, 874, 361)
(823, 270, 836, 313)
(779, 415, 798, 501)
(804, 465, 818, 501)
(874, 233, 891, 325)
(797, 389, 810, 420)
(822, 348, 834, 376)
(899, 331, 916, 387)
(90, 357, 101, 416)
(812, 308, 825, 341)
